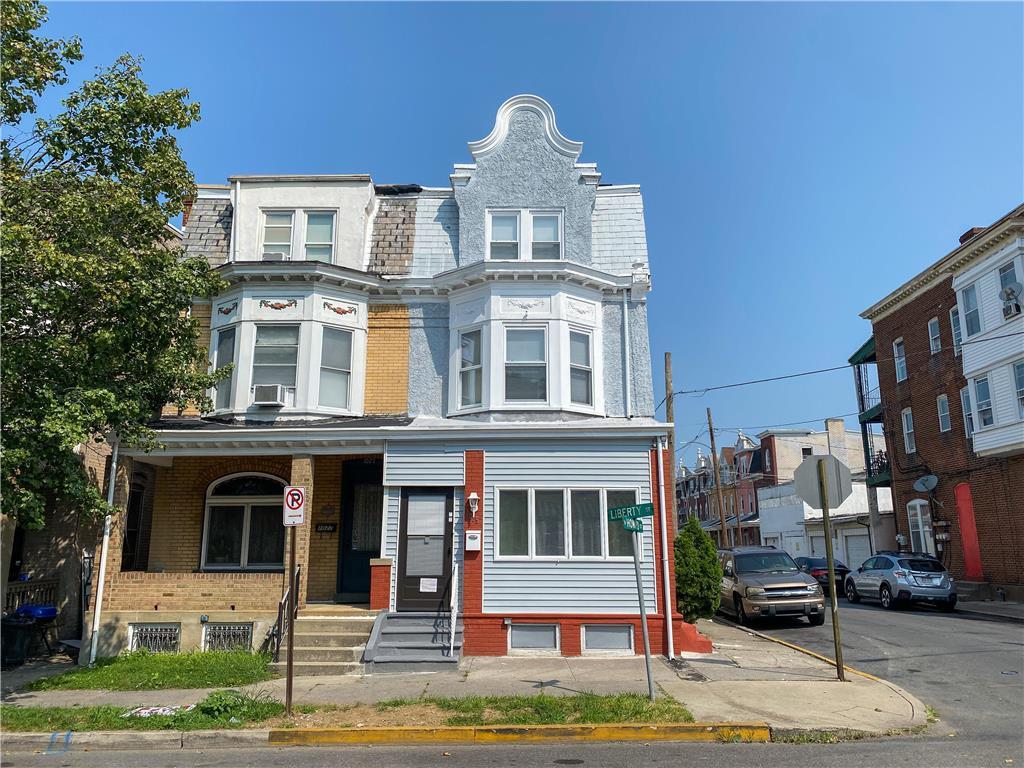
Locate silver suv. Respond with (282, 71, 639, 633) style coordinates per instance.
(844, 552, 957, 611)
(718, 547, 825, 626)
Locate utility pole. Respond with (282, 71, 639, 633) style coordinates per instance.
(664, 353, 676, 524)
(707, 408, 731, 547)
(817, 459, 846, 682)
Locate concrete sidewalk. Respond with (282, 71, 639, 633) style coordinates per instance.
(955, 600, 1024, 623)
(2, 619, 927, 734)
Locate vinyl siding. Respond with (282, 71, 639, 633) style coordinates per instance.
(384, 441, 465, 486)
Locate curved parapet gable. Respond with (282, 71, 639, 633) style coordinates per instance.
(468, 94, 583, 161)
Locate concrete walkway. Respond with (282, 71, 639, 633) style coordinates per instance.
(2, 619, 927, 734)
(955, 600, 1024, 623)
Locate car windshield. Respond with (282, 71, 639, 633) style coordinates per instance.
(806, 558, 847, 569)
(900, 558, 945, 573)
(735, 552, 799, 575)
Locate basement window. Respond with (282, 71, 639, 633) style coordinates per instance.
(130, 623, 180, 653)
(509, 623, 559, 652)
(203, 622, 254, 652)
(582, 625, 633, 654)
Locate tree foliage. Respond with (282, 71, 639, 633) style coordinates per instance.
(1, 0, 225, 528)
(675, 516, 722, 622)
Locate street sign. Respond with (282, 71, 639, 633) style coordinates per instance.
(622, 517, 644, 533)
(283, 486, 306, 526)
(793, 455, 852, 510)
(608, 502, 655, 521)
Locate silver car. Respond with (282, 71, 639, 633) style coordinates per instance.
(844, 552, 957, 611)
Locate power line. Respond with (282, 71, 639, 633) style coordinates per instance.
(716, 412, 861, 431)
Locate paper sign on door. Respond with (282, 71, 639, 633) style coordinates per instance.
(419, 578, 438, 593)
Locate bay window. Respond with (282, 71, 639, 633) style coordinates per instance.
(1015, 361, 1024, 419)
(961, 284, 981, 336)
(319, 327, 352, 409)
(214, 327, 236, 410)
(505, 328, 547, 402)
(960, 386, 974, 438)
(973, 376, 994, 427)
(304, 212, 335, 262)
(569, 330, 593, 406)
(459, 329, 483, 407)
(202, 474, 286, 570)
(950, 307, 962, 356)
(999, 261, 1018, 292)
(252, 325, 299, 394)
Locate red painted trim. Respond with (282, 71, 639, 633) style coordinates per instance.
(463, 450, 485, 615)
(369, 562, 391, 610)
(954, 483, 984, 580)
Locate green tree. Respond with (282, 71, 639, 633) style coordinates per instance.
(1, 0, 225, 532)
(675, 516, 722, 622)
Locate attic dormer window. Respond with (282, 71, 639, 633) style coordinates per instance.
(488, 209, 562, 260)
(262, 212, 293, 258)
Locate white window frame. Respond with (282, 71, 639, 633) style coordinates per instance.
(893, 338, 907, 382)
(580, 624, 635, 655)
(999, 261, 1019, 292)
(950, 307, 962, 356)
(261, 209, 294, 259)
(901, 408, 916, 455)
(251, 323, 300, 406)
(213, 325, 237, 412)
(317, 325, 353, 410)
(961, 283, 982, 337)
(973, 375, 995, 428)
(487, 209, 564, 261)
(508, 623, 561, 655)
(906, 499, 936, 556)
(937, 394, 951, 433)
(927, 317, 941, 354)
(302, 210, 337, 263)
(1014, 360, 1024, 420)
(458, 327, 485, 409)
(568, 328, 594, 407)
(200, 473, 287, 571)
(503, 325, 549, 405)
(493, 486, 641, 563)
(260, 208, 339, 263)
(960, 386, 974, 439)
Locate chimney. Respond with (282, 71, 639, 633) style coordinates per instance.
(182, 196, 194, 228)
(959, 227, 984, 245)
(825, 418, 849, 466)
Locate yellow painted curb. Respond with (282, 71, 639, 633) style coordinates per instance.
(267, 722, 772, 746)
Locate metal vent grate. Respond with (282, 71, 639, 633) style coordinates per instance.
(130, 623, 180, 653)
(203, 622, 254, 652)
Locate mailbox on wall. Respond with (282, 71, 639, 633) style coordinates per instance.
(465, 531, 482, 551)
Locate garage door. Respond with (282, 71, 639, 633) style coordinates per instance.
(810, 536, 826, 557)
(845, 534, 871, 569)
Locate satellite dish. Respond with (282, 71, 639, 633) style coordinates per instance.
(913, 474, 939, 493)
(1000, 282, 1023, 302)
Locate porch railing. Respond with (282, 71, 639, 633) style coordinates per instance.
(271, 564, 300, 663)
(448, 560, 458, 658)
(5, 578, 59, 613)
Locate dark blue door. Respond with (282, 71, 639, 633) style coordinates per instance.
(337, 458, 383, 601)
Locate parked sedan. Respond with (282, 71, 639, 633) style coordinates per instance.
(795, 556, 850, 594)
(844, 552, 957, 611)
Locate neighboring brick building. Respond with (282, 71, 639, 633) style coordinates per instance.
(856, 204, 1024, 599)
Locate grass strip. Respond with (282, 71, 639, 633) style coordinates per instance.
(24, 650, 274, 691)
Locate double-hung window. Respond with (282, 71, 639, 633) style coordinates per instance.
(459, 329, 483, 407)
(937, 394, 951, 433)
(488, 210, 562, 260)
(906, 500, 935, 556)
(973, 376, 994, 427)
(893, 338, 907, 382)
(214, 327, 236, 410)
(531, 214, 561, 259)
(319, 327, 352, 409)
(304, 212, 335, 262)
(569, 330, 593, 406)
(999, 261, 1019, 292)
(901, 408, 916, 454)
(1015, 360, 1024, 420)
(960, 386, 974, 438)
(489, 213, 520, 259)
(961, 284, 981, 336)
(262, 212, 294, 258)
(252, 325, 299, 393)
(203, 475, 286, 570)
(505, 328, 547, 402)
(928, 318, 941, 353)
(950, 307, 962, 356)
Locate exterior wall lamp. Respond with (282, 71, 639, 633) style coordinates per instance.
(467, 491, 480, 518)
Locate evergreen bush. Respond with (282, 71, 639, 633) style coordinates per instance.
(675, 516, 722, 622)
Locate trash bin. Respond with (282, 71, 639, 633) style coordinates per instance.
(1, 615, 36, 668)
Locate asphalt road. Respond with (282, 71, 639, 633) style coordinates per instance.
(748, 600, 1023, 745)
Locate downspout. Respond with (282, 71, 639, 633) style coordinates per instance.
(656, 436, 674, 659)
(622, 290, 632, 418)
(88, 439, 118, 666)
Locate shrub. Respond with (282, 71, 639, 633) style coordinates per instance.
(675, 516, 722, 622)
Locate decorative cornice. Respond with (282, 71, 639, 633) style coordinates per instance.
(467, 95, 583, 161)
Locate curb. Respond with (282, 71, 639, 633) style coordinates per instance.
(954, 606, 1024, 624)
(267, 722, 773, 745)
(1, 729, 270, 753)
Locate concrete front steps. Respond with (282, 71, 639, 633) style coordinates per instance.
(270, 613, 377, 676)
(364, 612, 463, 673)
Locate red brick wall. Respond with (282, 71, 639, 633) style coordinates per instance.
(872, 276, 1024, 585)
(369, 560, 391, 610)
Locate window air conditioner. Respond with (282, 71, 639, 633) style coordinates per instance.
(262, 251, 291, 262)
(252, 384, 286, 407)
(1003, 301, 1022, 320)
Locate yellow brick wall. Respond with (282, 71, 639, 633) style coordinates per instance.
(365, 303, 409, 414)
(306, 456, 343, 602)
(162, 301, 213, 418)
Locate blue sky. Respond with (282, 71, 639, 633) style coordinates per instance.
(43, 2, 1023, 464)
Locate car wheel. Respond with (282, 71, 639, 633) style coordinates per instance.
(734, 596, 747, 626)
(809, 612, 825, 626)
(845, 580, 860, 603)
(880, 584, 896, 610)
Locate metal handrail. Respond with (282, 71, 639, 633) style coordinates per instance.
(448, 560, 458, 658)
(272, 564, 301, 662)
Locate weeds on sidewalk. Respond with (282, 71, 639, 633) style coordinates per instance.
(1, 690, 281, 732)
(24, 650, 274, 691)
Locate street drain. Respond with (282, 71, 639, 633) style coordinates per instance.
(555, 760, 585, 765)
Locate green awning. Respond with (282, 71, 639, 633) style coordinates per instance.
(848, 336, 876, 366)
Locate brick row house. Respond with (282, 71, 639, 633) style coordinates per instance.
(84, 96, 711, 668)
(854, 203, 1024, 599)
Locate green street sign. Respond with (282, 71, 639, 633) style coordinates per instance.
(608, 502, 655, 521)
(622, 517, 644, 533)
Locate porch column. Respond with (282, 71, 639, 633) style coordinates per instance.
(286, 454, 314, 608)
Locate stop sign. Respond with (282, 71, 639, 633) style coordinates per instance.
(793, 455, 853, 510)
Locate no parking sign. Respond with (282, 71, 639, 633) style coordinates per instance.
(283, 486, 306, 526)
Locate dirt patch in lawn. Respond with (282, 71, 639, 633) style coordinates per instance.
(269, 703, 450, 729)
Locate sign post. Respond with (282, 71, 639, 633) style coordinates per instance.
(793, 456, 852, 682)
(609, 502, 656, 701)
(282, 486, 306, 715)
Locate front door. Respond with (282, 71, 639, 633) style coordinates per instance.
(337, 458, 383, 602)
(397, 488, 453, 612)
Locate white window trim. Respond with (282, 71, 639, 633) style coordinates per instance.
(493, 485, 641, 563)
(457, 326, 486, 410)
(1014, 359, 1024, 421)
(901, 407, 916, 455)
(972, 375, 995, 429)
(317, 325, 354, 411)
(927, 317, 941, 354)
(200, 472, 287, 571)
(960, 386, 974, 439)
(960, 283, 982, 337)
(937, 394, 951, 433)
(503, 324, 549, 406)
(250, 322, 301, 407)
(507, 623, 561, 655)
(906, 499, 936, 556)
(998, 260, 1019, 292)
(950, 307, 962, 357)
(260, 207, 339, 264)
(568, 326, 595, 408)
(580, 624, 635, 655)
(211, 324, 238, 413)
(487, 208, 564, 261)
(302, 210, 338, 263)
(260, 209, 294, 259)
(893, 338, 907, 382)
